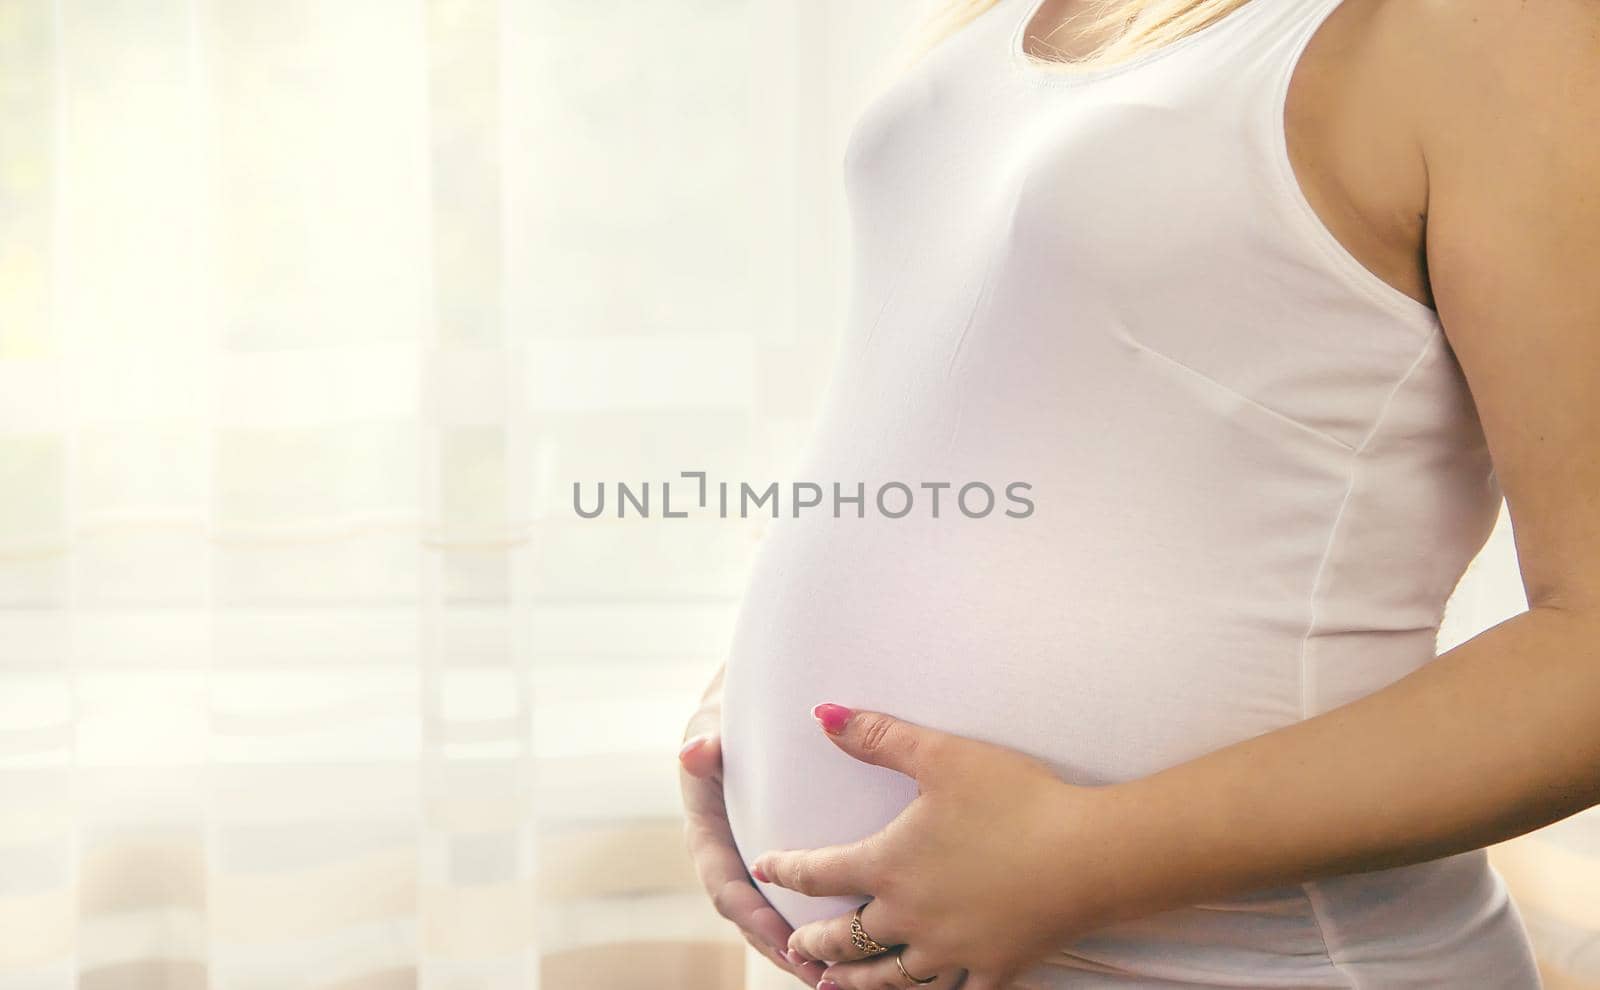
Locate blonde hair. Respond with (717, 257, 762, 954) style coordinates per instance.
(901, 0, 1254, 75)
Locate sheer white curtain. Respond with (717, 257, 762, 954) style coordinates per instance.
(1, 1, 1595, 989)
(0, 0, 920, 987)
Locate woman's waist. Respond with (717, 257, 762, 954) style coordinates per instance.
(1020, 851, 1533, 988)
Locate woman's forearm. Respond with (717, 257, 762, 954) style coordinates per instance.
(1065, 603, 1600, 930)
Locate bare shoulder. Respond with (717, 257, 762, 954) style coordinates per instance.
(1398, 0, 1599, 66)
(1374, 2, 1600, 612)
(1373, 0, 1600, 157)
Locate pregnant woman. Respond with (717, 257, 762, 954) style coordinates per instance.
(680, 0, 1600, 986)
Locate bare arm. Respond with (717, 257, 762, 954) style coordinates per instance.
(1049, 0, 1600, 930)
(1076, 606, 1599, 926)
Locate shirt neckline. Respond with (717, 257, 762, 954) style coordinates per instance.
(1010, 0, 1281, 86)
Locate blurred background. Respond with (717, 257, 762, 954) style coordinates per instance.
(0, 1, 1594, 988)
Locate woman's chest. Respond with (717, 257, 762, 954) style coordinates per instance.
(845, 0, 1432, 316)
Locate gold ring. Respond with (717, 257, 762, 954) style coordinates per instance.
(849, 903, 890, 955)
(895, 948, 938, 985)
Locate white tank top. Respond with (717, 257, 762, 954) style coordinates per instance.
(719, 0, 1542, 984)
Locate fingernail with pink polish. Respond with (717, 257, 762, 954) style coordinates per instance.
(817, 980, 840, 990)
(677, 735, 707, 760)
(750, 862, 770, 882)
(811, 703, 852, 734)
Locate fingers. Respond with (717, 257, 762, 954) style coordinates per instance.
(678, 732, 721, 780)
(818, 946, 961, 989)
(680, 756, 798, 960)
(676, 727, 825, 985)
(683, 797, 750, 906)
(685, 820, 802, 961)
(707, 874, 769, 928)
(709, 877, 789, 944)
(678, 736, 728, 822)
(789, 898, 908, 965)
(751, 840, 872, 898)
(812, 704, 947, 781)
(739, 929, 828, 986)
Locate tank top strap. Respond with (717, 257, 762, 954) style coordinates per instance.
(1221, 0, 1351, 80)
(996, 0, 1349, 92)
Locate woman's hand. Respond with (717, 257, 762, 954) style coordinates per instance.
(680, 690, 828, 987)
(750, 705, 1103, 990)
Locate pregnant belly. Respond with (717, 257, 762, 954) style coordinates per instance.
(719, 507, 1313, 930)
